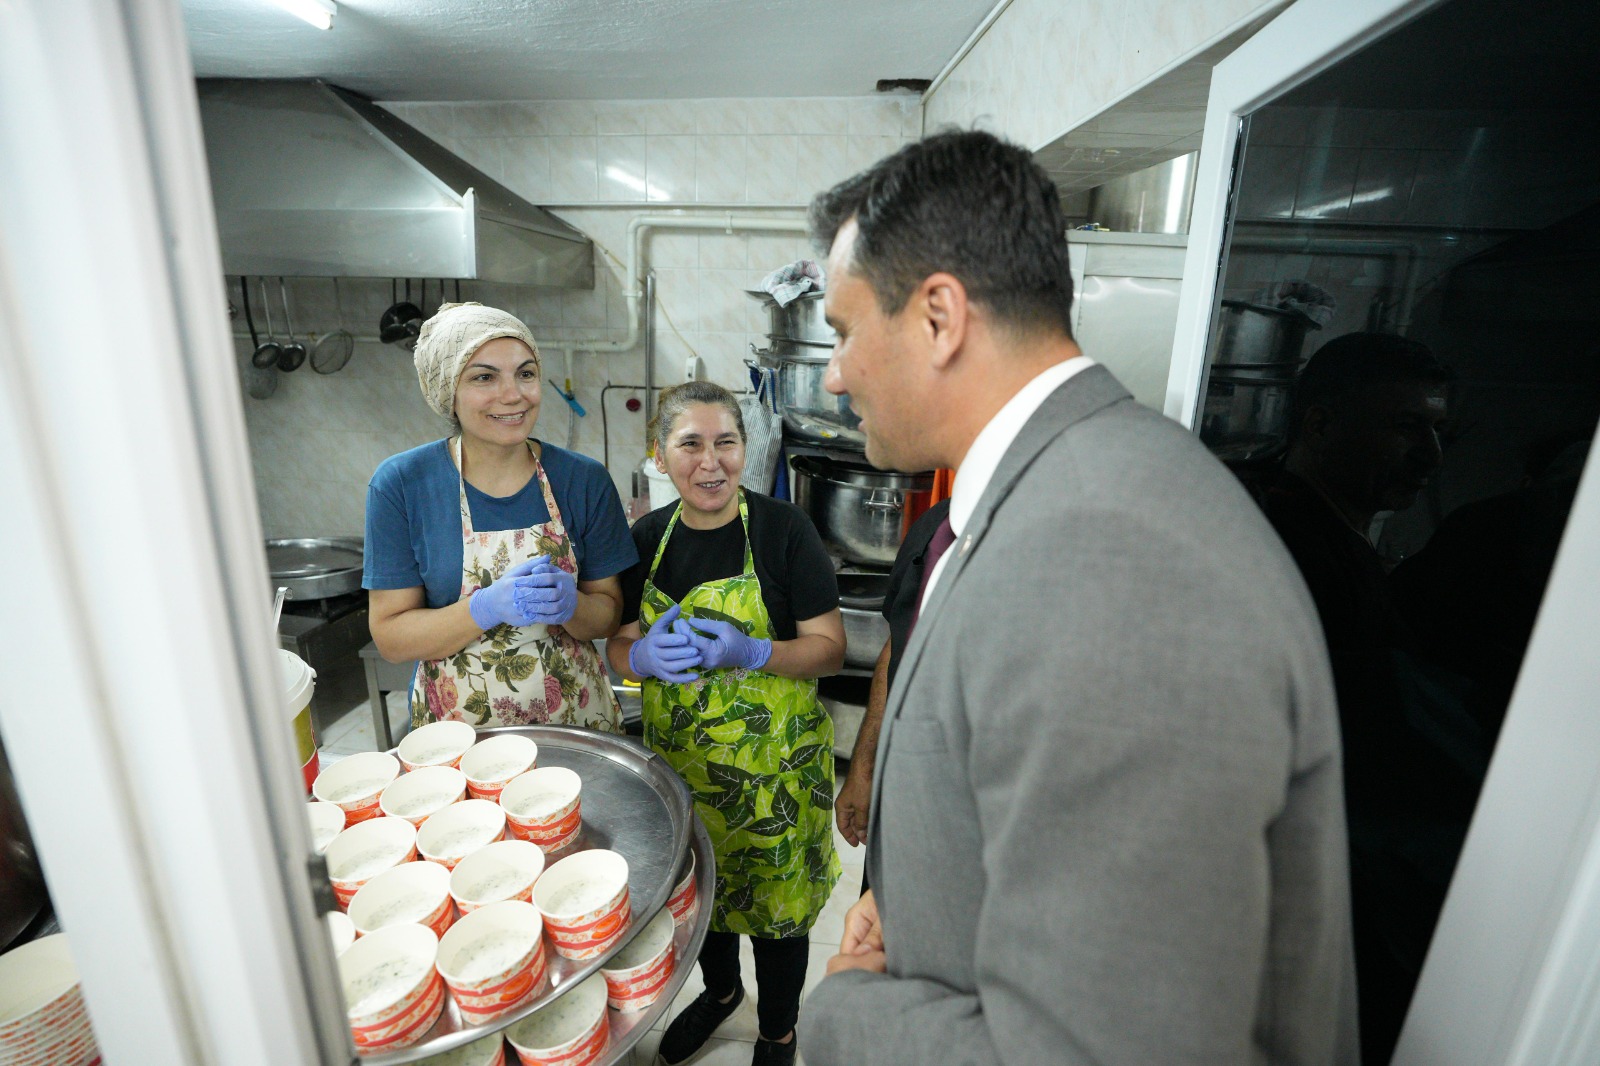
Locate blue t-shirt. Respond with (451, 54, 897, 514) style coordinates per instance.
(363, 439, 638, 608)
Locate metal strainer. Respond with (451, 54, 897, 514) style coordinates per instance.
(311, 277, 356, 374)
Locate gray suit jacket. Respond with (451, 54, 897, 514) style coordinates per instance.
(800, 366, 1358, 1065)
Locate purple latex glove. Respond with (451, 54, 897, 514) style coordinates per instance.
(628, 603, 703, 684)
(673, 616, 772, 672)
(468, 556, 544, 630)
(515, 557, 579, 626)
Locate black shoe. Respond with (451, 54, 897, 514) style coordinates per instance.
(658, 984, 746, 1064)
(752, 1036, 797, 1066)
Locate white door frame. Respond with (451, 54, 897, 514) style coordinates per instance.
(0, 1, 345, 1062)
(1166, 2, 1600, 1063)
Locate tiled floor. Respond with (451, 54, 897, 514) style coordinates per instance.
(316, 707, 871, 1066)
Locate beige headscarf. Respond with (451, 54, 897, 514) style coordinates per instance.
(413, 302, 541, 424)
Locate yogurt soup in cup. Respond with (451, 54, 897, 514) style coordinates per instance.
(500, 767, 582, 853)
(349, 860, 456, 939)
(325, 816, 418, 910)
(460, 735, 538, 802)
(532, 849, 631, 961)
(416, 799, 507, 870)
(450, 839, 545, 914)
(339, 923, 445, 1053)
(417, 1030, 507, 1066)
(398, 720, 477, 772)
(435, 900, 547, 1025)
(666, 849, 698, 926)
(504, 971, 609, 1066)
(313, 751, 400, 826)
(380, 765, 467, 827)
(600, 909, 676, 1011)
(307, 801, 347, 854)
(326, 911, 356, 955)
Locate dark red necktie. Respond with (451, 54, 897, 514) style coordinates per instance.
(910, 515, 956, 630)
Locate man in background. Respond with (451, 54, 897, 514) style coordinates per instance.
(798, 129, 1357, 1066)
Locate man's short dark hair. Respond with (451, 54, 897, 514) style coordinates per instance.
(808, 128, 1075, 339)
(1287, 331, 1453, 442)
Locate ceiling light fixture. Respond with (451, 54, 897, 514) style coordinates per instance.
(272, 0, 336, 30)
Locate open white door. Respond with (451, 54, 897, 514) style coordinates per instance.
(1168, 1, 1600, 1063)
(0, 1, 347, 1062)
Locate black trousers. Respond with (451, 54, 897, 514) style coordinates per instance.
(697, 930, 809, 1040)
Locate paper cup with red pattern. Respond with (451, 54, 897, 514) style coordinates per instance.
(313, 752, 400, 826)
(500, 767, 582, 853)
(339, 923, 445, 1054)
(380, 765, 468, 827)
(349, 861, 457, 940)
(308, 801, 347, 854)
(0, 934, 100, 1064)
(505, 972, 610, 1066)
(415, 798, 507, 870)
(436, 900, 549, 1026)
(450, 839, 546, 915)
(666, 850, 698, 927)
(460, 735, 538, 802)
(533, 849, 631, 961)
(397, 720, 477, 772)
(325, 816, 418, 910)
(599, 909, 676, 1011)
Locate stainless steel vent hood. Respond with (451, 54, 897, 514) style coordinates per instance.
(196, 80, 593, 287)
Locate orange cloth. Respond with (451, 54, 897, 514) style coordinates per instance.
(931, 468, 955, 503)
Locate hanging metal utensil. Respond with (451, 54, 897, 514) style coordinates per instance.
(378, 276, 424, 349)
(311, 277, 356, 374)
(251, 276, 284, 369)
(276, 278, 307, 372)
(238, 276, 279, 399)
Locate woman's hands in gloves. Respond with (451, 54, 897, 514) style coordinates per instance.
(515, 557, 578, 626)
(628, 603, 703, 683)
(469, 555, 576, 630)
(468, 556, 546, 630)
(672, 616, 772, 672)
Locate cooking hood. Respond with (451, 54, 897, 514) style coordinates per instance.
(196, 79, 593, 287)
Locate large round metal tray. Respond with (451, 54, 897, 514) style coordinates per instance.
(360, 725, 711, 1065)
(267, 537, 364, 601)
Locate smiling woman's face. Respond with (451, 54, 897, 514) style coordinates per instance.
(453, 337, 541, 446)
(658, 402, 745, 523)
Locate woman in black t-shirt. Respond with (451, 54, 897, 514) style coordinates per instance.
(607, 381, 843, 1066)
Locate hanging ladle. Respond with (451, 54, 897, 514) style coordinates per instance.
(251, 277, 284, 369)
(276, 278, 307, 372)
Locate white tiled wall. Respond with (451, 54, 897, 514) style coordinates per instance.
(237, 97, 919, 540)
(924, 0, 1281, 150)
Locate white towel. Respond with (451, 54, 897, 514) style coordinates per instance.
(759, 260, 824, 307)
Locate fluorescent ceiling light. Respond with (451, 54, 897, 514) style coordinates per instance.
(272, 0, 336, 30)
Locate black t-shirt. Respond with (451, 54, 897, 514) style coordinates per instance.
(619, 491, 839, 640)
(881, 499, 951, 687)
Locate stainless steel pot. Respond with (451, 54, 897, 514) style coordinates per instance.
(791, 456, 935, 567)
(771, 353, 864, 449)
(267, 537, 364, 601)
(837, 570, 891, 669)
(1214, 300, 1316, 372)
(746, 290, 833, 346)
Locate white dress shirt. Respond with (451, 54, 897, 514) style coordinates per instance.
(920, 356, 1096, 608)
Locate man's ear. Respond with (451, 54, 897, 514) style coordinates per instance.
(916, 272, 968, 371)
(1299, 404, 1335, 448)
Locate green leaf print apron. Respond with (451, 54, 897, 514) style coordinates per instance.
(640, 493, 841, 938)
(410, 437, 623, 733)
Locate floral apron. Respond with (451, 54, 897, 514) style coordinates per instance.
(639, 493, 840, 937)
(410, 437, 622, 733)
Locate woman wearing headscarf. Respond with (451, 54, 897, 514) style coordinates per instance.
(364, 302, 636, 732)
(607, 381, 844, 1066)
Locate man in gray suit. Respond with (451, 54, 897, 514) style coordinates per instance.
(797, 130, 1359, 1065)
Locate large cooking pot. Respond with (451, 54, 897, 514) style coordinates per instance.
(761, 348, 864, 449)
(745, 289, 833, 347)
(0, 735, 49, 951)
(267, 537, 364, 601)
(837, 570, 891, 669)
(791, 455, 935, 567)
(1213, 300, 1318, 375)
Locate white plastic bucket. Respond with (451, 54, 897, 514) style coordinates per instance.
(280, 649, 318, 793)
(641, 458, 679, 511)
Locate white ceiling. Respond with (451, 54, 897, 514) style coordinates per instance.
(180, 0, 996, 102)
